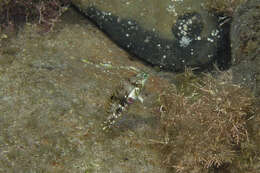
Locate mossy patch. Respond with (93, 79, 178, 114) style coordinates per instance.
(205, 0, 246, 16)
(152, 71, 259, 173)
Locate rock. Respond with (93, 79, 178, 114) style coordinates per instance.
(0, 5, 259, 172)
(230, 0, 260, 97)
(0, 8, 173, 172)
(72, 0, 230, 72)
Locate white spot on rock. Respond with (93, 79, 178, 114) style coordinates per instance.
(179, 36, 192, 47)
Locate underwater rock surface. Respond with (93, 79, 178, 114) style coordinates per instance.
(0, 8, 170, 172)
(231, 0, 260, 97)
(72, 0, 230, 72)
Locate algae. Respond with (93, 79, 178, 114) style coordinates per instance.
(152, 70, 260, 173)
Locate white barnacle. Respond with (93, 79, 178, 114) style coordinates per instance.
(208, 54, 213, 58)
(180, 30, 187, 36)
(144, 37, 150, 43)
(166, 5, 176, 13)
(187, 19, 193, 24)
(196, 36, 201, 40)
(207, 37, 214, 43)
(179, 36, 192, 47)
(183, 24, 188, 31)
(190, 48, 194, 55)
(211, 29, 219, 37)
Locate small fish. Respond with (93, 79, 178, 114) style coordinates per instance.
(102, 72, 148, 130)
